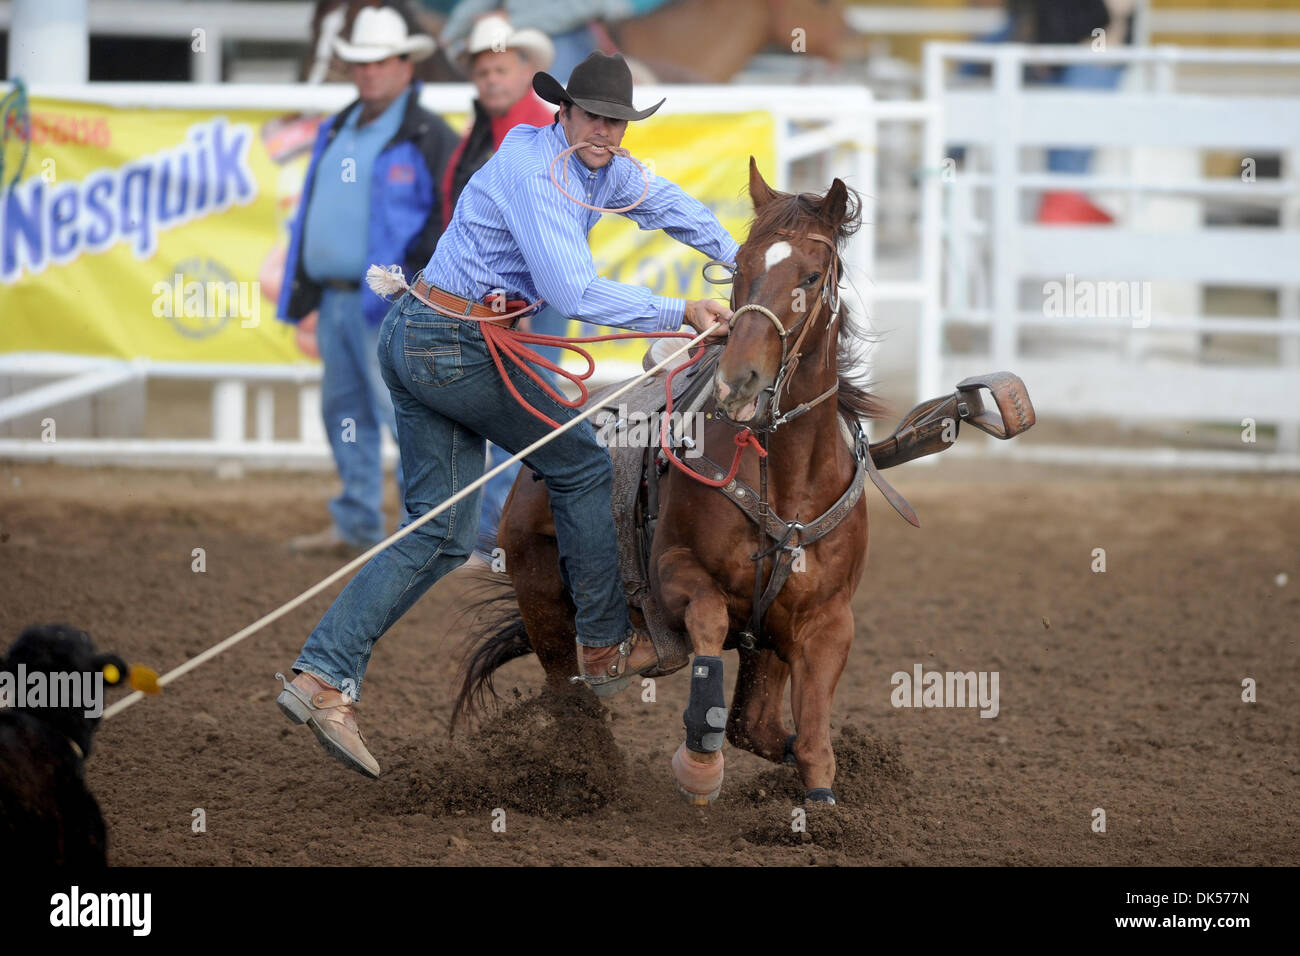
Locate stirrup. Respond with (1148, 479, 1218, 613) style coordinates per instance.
(570, 636, 650, 698)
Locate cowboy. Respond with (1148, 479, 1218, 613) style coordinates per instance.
(278, 6, 459, 556)
(276, 52, 736, 778)
(440, 13, 572, 566)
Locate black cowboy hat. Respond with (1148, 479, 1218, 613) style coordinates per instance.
(532, 52, 665, 122)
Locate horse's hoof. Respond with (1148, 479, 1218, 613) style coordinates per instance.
(804, 788, 836, 805)
(672, 743, 724, 805)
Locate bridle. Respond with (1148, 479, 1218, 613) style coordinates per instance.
(694, 228, 858, 654)
(705, 230, 842, 432)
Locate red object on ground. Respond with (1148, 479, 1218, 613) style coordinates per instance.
(1037, 190, 1114, 224)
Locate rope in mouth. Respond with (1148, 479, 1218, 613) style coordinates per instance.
(547, 140, 651, 214)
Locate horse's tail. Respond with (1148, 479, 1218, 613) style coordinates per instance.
(450, 580, 534, 732)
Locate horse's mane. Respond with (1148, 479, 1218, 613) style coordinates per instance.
(744, 185, 886, 423)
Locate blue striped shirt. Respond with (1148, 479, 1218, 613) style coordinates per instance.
(423, 120, 739, 332)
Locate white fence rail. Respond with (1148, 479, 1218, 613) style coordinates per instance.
(925, 42, 1300, 470)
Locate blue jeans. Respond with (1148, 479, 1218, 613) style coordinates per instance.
(1046, 63, 1124, 174)
(316, 287, 404, 547)
(476, 304, 570, 556)
(294, 292, 631, 699)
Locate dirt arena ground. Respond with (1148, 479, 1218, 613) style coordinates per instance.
(1, 458, 1296, 866)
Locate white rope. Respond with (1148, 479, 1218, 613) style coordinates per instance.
(101, 324, 718, 720)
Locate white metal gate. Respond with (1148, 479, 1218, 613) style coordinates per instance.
(924, 42, 1300, 471)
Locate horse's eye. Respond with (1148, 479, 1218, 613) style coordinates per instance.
(804, 272, 821, 285)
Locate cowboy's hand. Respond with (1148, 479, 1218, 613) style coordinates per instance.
(296, 310, 320, 359)
(684, 299, 731, 339)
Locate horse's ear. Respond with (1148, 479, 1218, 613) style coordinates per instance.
(749, 156, 778, 210)
(822, 178, 849, 227)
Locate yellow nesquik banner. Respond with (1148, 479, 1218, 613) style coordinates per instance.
(0, 93, 771, 365)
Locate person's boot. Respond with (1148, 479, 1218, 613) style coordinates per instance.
(570, 633, 660, 698)
(275, 671, 380, 778)
(288, 525, 362, 557)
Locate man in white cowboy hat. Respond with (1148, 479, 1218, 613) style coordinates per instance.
(440, 13, 556, 227)
(276, 51, 736, 779)
(439, 12, 572, 566)
(277, 6, 460, 558)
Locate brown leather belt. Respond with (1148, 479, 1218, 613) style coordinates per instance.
(409, 277, 528, 328)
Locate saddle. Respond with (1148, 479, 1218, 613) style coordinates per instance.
(580, 349, 1036, 678)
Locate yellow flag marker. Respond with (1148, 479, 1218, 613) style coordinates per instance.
(129, 665, 161, 695)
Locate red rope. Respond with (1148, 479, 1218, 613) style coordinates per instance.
(481, 322, 694, 429)
(475, 320, 764, 488)
(657, 344, 766, 487)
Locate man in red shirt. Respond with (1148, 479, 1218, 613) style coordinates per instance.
(440, 14, 555, 229)
(442, 13, 567, 564)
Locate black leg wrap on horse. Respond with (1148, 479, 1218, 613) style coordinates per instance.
(682, 656, 726, 752)
(804, 788, 836, 805)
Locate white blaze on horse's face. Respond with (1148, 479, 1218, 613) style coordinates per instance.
(763, 241, 793, 273)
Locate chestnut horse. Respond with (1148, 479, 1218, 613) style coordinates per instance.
(305, 0, 865, 85)
(608, 0, 858, 82)
(454, 160, 880, 806)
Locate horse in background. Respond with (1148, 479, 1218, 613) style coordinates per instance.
(303, 0, 867, 85)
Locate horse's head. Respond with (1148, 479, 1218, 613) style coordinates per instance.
(713, 158, 858, 426)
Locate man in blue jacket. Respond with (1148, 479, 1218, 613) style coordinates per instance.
(278, 6, 459, 555)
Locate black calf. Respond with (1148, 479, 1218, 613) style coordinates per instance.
(0, 624, 130, 866)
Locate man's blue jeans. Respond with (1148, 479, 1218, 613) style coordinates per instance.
(476, 304, 569, 556)
(316, 287, 404, 547)
(294, 291, 631, 699)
